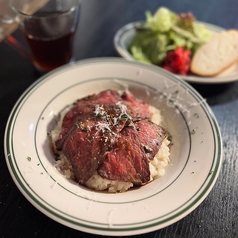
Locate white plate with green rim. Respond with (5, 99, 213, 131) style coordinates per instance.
(114, 21, 238, 84)
(4, 58, 222, 236)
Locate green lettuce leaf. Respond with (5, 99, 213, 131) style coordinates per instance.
(129, 7, 211, 65)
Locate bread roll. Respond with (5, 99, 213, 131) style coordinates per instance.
(190, 30, 238, 76)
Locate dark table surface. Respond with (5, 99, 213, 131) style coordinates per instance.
(1, 0, 238, 237)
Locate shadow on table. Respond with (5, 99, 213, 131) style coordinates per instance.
(190, 81, 238, 105)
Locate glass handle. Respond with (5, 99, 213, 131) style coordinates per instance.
(4, 35, 31, 61)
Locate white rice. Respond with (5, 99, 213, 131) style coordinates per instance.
(51, 103, 170, 193)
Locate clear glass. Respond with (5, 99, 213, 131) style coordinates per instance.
(10, 0, 81, 73)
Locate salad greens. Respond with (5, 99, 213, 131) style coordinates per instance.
(129, 7, 211, 65)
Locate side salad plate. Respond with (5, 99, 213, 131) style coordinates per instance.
(4, 58, 222, 236)
(114, 21, 238, 84)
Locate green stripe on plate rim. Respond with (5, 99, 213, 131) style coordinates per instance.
(34, 76, 192, 204)
(4, 58, 222, 233)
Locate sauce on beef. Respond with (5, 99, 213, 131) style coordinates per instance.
(53, 90, 167, 186)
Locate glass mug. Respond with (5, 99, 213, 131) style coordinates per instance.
(9, 0, 81, 73)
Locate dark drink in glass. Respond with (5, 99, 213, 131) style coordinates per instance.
(23, 31, 75, 72)
(10, 0, 80, 73)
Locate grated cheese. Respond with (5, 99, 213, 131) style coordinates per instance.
(93, 102, 132, 135)
(94, 104, 106, 117)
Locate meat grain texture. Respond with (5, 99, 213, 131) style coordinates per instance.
(50, 90, 171, 192)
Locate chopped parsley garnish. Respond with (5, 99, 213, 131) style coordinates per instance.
(120, 114, 129, 121)
(81, 127, 89, 132)
(26, 156, 31, 161)
(75, 122, 80, 128)
(191, 129, 196, 134)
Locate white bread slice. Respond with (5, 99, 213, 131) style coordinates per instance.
(190, 30, 238, 76)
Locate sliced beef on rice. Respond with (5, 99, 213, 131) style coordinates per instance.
(98, 125, 150, 185)
(55, 104, 96, 150)
(121, 91, 152, 118)
(54, 89, 167, 186)
(61, 119, 113, 184)
(55, 90, 123, 150)
(88, 89, 122, 104)
(98, 119, 166, 185)
(134, 119, 166, 160)
(60, 103, 129, 184)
